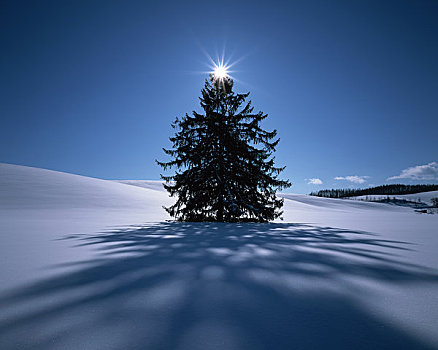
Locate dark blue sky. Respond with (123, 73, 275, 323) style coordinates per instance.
(1, 0, 437, 193)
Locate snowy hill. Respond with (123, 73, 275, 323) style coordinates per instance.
(1, 163, 438, 350)
(0, 163, 171, 211)
(349, 191, 438, 205)
(0, 163, 172, 290)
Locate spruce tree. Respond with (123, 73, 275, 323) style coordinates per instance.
(157, 73, 291, 222)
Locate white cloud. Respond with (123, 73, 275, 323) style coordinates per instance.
(387, 162, 438, 180)
(334, 175, 369, 184)
(307, 178, 323, 185)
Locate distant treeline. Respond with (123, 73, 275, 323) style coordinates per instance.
(310, 184, 438, 198)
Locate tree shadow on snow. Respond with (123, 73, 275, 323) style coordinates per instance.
(1, 222, 438, 350)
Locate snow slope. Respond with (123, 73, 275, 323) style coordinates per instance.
(0, 164, 171, 211)
(115, 179, 166, 192)
(1, 163, 438, 350)
(0, 163, 172, 287)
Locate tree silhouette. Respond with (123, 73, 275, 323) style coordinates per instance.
(157, 74, 290, 222)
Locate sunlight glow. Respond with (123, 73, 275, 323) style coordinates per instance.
(213, 64, 229, 80)
(197, 49, 248, 87)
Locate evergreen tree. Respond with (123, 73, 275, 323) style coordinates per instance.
(310, 184, 438, 198)
(157, 74, 291, 222)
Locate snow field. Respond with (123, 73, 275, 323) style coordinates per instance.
(0, 163, 437, 350)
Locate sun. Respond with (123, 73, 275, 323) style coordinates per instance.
(201, 50, 241, 83)
(213, 63, 229, 80)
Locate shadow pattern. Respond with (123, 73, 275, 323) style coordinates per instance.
(1, 222, 437, 350)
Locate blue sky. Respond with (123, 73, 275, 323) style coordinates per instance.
(1, 0, 437, 193)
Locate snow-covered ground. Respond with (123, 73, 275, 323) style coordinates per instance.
(1, 163, 437, 350)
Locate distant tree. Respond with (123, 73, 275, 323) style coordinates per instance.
(310, 184, 438, 198)
(157, 74, 291, 222)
